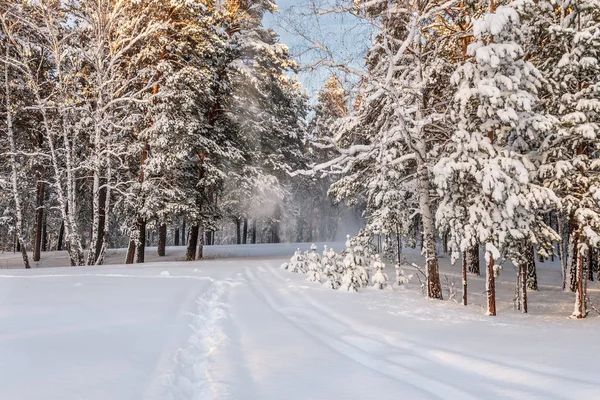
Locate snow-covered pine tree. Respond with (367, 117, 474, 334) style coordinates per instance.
(526, 0, 600, 318)
(434, 4, 560, 316)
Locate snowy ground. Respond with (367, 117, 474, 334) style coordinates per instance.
(1, 244, 599, 399)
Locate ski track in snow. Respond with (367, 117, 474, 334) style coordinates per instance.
(244, 264, 600, 400)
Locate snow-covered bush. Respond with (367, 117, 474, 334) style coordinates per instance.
(372, 255, 389, 289)
(306, 244, 323, 283)
(281, 249, 309, 274)
(395, 264, 413, 287)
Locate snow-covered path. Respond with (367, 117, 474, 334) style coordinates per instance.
(1, 252, 599, 399)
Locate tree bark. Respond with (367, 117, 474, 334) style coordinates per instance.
(186, 225, 199, 261)
(462, 252, 467, 306)
(243, 218, 248, 244)
(521, 259, 528, 313)
(57, 221, 65, 251)
(486, 251, 496, 316)
(467, 244, 480, 275)
(572, 239, 586, 318)
(197, 226, 204, 260)
(526, 245, 538, 290)
(158, 223, 167, 256)
(588, 248, 596, 281)
(125, 239, 135, 264)
(92, 183, 107, 264)
(174, 224, 180, 246)
(236, 217, 241, 245)
(567, 232, 578, 292)
(41, 211, 48, 252)
(33, 181, 45, 262)
(136, 218, 146, 263)
(252, 219, 257, 244)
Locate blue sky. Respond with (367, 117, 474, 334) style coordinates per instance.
(263, 0, 369, 98)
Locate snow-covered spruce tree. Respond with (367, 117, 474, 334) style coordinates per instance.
(434, 5, 559, 316)
(525, 0, 600, 317)
(322, 0, 478, 300)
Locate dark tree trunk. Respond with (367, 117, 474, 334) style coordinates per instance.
(174, 225, 180, 246)
(125, 239, 135, 264)
(33, 181, 45, 262)
(396, 225, 402, 264)
(467, 244, 480, 275)
(251, 220, 257, 244)
(136, 218, 146, 263)
(186, 225, 199, 261)
(57, 221, 65, 251)
(588, 248, 596, 281)
(182, 221, 186, 244)
(243, 218, 248, 244)
(526, 245, 538, 290)
(236, 218, 241, 245)
(567, 233, 578, 292)
(462, 252, 467, 306)
(41, 211, 48, 252)
(15, 235, 20, 252)
(521, 260, 528, 313)
(158, 223, 167, 256)
(93, 183, 107, 263)
(487, 253, 496, 316)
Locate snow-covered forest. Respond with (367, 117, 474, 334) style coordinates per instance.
(1, 0, 600, 320)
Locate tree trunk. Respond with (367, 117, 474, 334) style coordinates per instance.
(174, 225, 180, 246)
(415, 142, 442, 299)
(486, 251, 497, 316)
(182, 221, 186, 245)
(462, 251, 467, 306)
(33, 181, 46, 262)
(252, 220, 257, 244)
(57, 221, 65, 251)
(186, 225, 199, 261)
(197, 226, 204, 260)
(521, 259, 528, 313)
(572, 239, 586, 318)
(125, 238, 135, 264)
(526, 245, 538, 290)
(467, 244, 480, 275)
(243, 218, 248, 244)
(588, 248, 596, 281)
(396, 225, 402, 264)
(41, 211, 48, 252)
(158, 223, 167, 256)
(92, 183, 107, 264)
(567, 232, 578, 292)
(136, 218, 146, 263)
(236, 218, 241, 245)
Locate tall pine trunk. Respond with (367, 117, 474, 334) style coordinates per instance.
(243, 218, 248, 244)
(252, 220, 257, 244)
(526, 245, 538, 290)
(57, 221, 65, 251)
(236, 218, 241, 245)
(157, 223, 167, 256)
(415, 139, 442, 300)
(33, 181, 45, 262)
(197, 226, 204, 260)
(572, 236, 586, 318)
(136, 218, 146, 263)
(486, 250, 497, 316)
(186, 225, 199, 261)
(567, 232, 578, 292)
(462, 251, 467, 306)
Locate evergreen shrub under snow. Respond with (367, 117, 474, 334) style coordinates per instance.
(282, 234, 400, 292)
